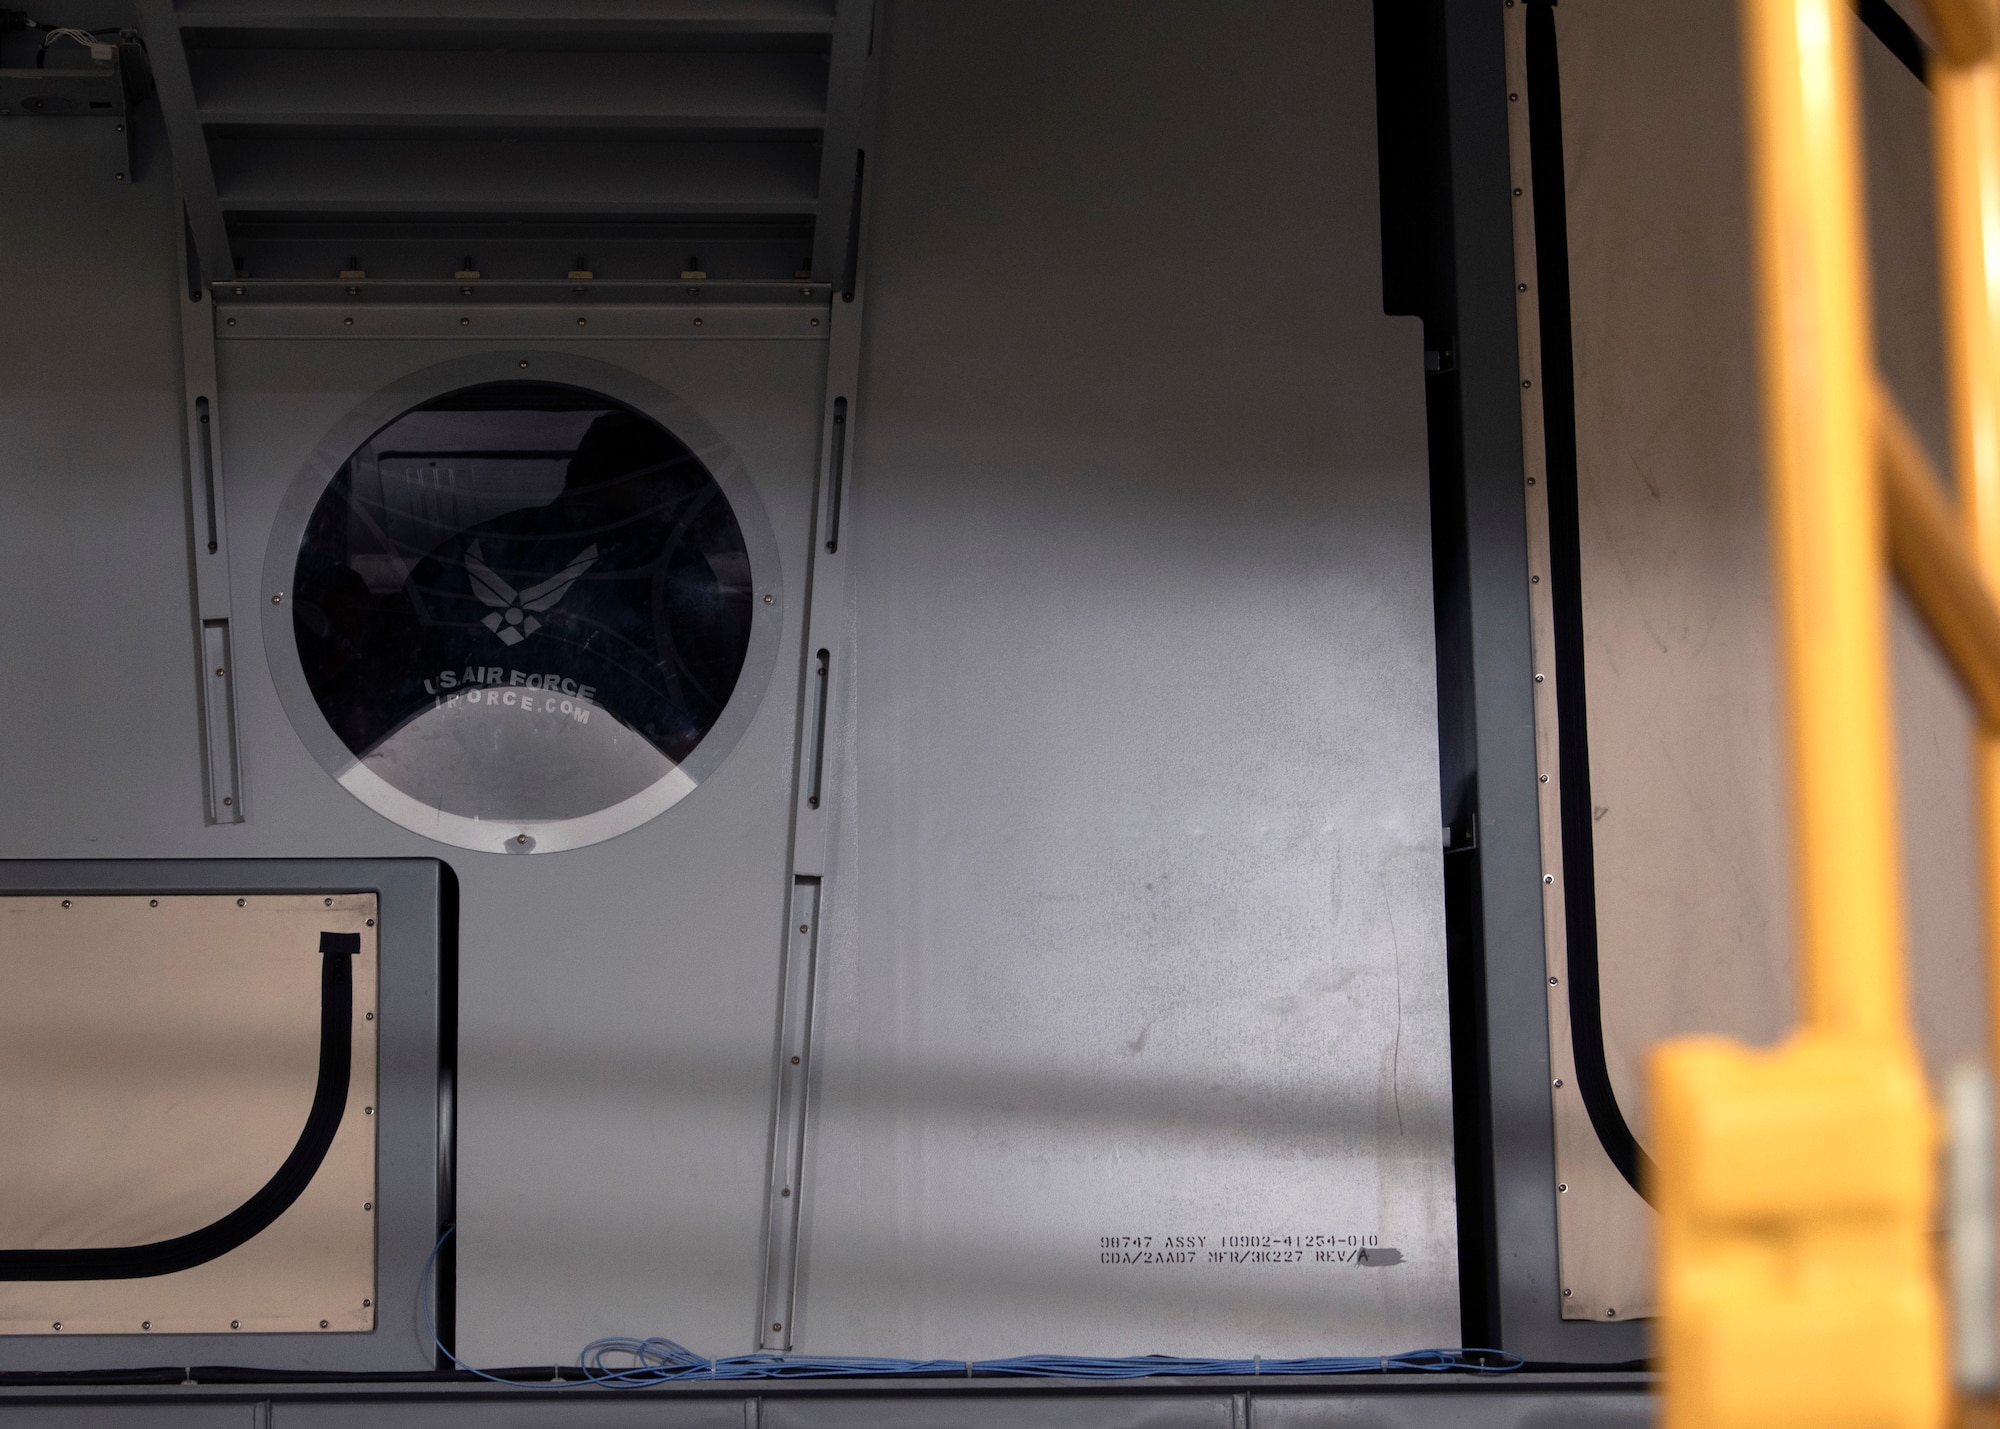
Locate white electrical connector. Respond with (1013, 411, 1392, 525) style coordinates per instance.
(1947, 1060, 1999, 1395)
(40, 27, 113, 62)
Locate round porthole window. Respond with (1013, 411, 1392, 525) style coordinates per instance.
(264, 363, 782, 854)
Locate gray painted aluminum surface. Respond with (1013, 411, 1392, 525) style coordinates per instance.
(0, 83, 828, 1367)
(0, 1379, 1657, 1428)
(793, 0, 1455, 1357)
(0, 858, 445, 1374)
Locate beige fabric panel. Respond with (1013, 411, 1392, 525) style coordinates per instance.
(1548, 0, 1986, 1315)
(0, 893, 378, 1335)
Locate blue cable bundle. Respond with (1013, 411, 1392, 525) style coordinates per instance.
(422, 1229, 1522, 1388)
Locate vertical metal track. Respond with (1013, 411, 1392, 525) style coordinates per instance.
(757, 32, 879, 1346)
(175, 211, 243, 824)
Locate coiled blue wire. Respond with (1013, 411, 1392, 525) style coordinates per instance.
(420, 1227, 1522, 1388)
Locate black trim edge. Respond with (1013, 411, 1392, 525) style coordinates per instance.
(0, 933, 359, 1281)
(1522, 0, 1659, 1203)
(1854, 0, 1930, 86)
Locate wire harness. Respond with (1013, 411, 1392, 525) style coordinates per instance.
(421, 1229, 1521, 1388)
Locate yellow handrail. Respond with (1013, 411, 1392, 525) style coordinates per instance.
(1647, 0, 2000, 1423)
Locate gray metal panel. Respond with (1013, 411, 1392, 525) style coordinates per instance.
(1434, 0, 1646, 1362)
(797, 0, 1454, 1358)
(0, 858, 445, 1375)
(1253, 1386, 1656, 1427)
(0, 1409, 255, 1429)
(196, 331, 826, 1363)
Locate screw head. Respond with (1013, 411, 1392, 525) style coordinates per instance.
(1554, 1078, 1563, 1088)
(363, 1203, 372, 1211)
(366, 917, 375, 926)
(149, 899, 158, 907)
(791, 1056, 801, 1065)
(763, 593, 774, 604)
(52, 1322, 61, 1330)
(694, 317, 704, 327)
(231, 1320, 239, 1329)
(1534, 673, 1544, 682)
(1558, 1183, 1568, 1192)
(1549, 976, 1557, 985)
(236, 898, 245, 907)
(226, 317, 237, 326)
(142, 1321, 151, 1330)
(365, 1106, 373, 1114)
(343, 317, 353, 326)
(577, 317, 587, 326)
(518, 360, 529, 369)
(363, 1299, 372, 1307)
(772, 1323, 782, 1333)
(272, 593, 283, 604)
(366, 1011, 374, 1020)
(1543, 874, 1554, 885)
(320, 1320, 329, 1329)
(1562, 1289, 1571, 1299)
(810, 318, 820, 327)
(61, 899, 70, 909)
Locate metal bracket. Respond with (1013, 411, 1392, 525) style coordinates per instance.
(0, 30, 149, 181)
(175, 211, 244, 825)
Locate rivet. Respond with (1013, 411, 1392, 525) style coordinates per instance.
(772, 1323, 782, 1333)
(577, 318, 587, 326)
(231, 1320, 240, 1329)
(1543, 874, 1554, 885)
(1527, 477, 1536, 485)
(694, 317, 704, 327)
(61, 899, 71, 909)
(366, 1011, 374, 1020)
(1513, 186, 1523, 195)
(344, 317, 353, 326)
(236, 898, 245, 907)
(799, 924, 809, 933)
(272, 594, 283, 604)
(1509, 93, 1519, 102)
(517, 833, 528, 843)
(223, 796, 233, 806)
(460, 317, 470, 327)
(782, 1188, 791, 1197)
(460, 287, 473, 296)
(1558, 1183, 1568, 1192)
(143, 1321, 151, 1330)
(1561, 1290, 1570, 1298)
(1531, 574, 1541, 583)
(363, 1300, 372, 1307)
(320, 1320, 329, 1329)
(115, 171, 125, 180)
(1517, 283, 1527, 292)
(325, 897, 333, 906)
(1549, 976, 1558, 985)
(517, 360, 529, 369)
(1554, 1078, 1564, 1087)
(763, 594, 774, 605)
(366, 918, 375, 926)
(149, 899, 159, 907)
(115, 124, 123, 132)
(801, 288, 812, 297)
(234, 286, 244, 296)
(1606, 1309, 1616, 1318)
(1522, 378, 1533, 388)
(791, 1056, 801, 1065)
(346, 286, 358, 296)
(226, 317, 237, 327)
(363, 1203, 372, 1212)
(365, 1106, 374, 1115)
(1539, 773, 1549, 783)
(1534, 673, 1544, 682)
(810, 318, 820, 327)
(52, 1322, 61, 1331)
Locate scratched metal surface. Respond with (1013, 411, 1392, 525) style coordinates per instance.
(793, 0, 1456, 1358)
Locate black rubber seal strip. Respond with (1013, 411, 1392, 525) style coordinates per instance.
(1855, 0, 1930, 86)
(1523, 0, 1658, 1203)
(0, 930, 361, 1281)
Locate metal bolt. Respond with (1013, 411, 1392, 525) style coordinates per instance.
(1543, 874, 1554, 885)
(363, 1300, 372, 1307)
(149, 899, 159, 907)
(1522, 378, 1532, 388)
(223, 797, 233, 807)
(325, 897, 333, 907)
(782, 1188, 791, 1197)
(61, 899, 70, 909)
(1534, 673, 1544, 682)
(143, 1321, 151, 1330)
(694, 317, 704, 327)
(231, 1321, 239, 1329)
(320, 1320, 329, 1329)
(52, 1322, 61, 1330)
(810, 318, 820, 327)
(799, 924, 809, 933)
(366, 1012, 374, 1020)
(344, 317, 353, 326)
(365, 1106, 374, 1115)
(460, 317, 470, 327)
(226, 317, 237, 327)
(791, 1056, 801, 1065)
(1554, 1078, 1563, 1088)
(1558, 1183, 1568, 1193)
(1549, 976, 1558, 985)
(366, 918, 375, 926)
(363, 1203, 372, 1211)
(272, 594, 283, 604)
(1539, 773, 1548, 783)
(772, 1323, 782, 1333)
(517, 360, 529, 369)
(236, 898, 245, 907)
(577, 318, 587, 326)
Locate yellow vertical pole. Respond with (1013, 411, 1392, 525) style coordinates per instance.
(1742, 0, 1906, 1042)
(1933, 17, 2000, 1406)
(1651, 1, 1942, 1424)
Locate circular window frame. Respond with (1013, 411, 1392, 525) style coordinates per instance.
(261, 351, 786, 855)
